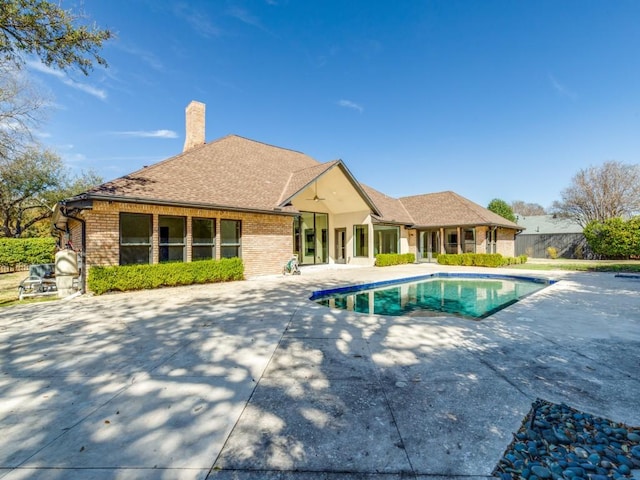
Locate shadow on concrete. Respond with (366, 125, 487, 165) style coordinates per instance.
(0, 267, 638, 479)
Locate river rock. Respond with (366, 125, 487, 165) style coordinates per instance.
(531, 466, 552, 478)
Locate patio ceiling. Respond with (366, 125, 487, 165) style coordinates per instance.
(289, 166, 371, 215)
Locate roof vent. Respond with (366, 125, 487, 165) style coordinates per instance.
(183, 101, 206, 152)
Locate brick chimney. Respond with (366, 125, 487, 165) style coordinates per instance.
(183, 101, 206, 152)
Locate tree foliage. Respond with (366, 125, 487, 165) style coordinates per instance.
(510, 200, 546, 216)
(0, 59, 48, 158)
(0, 146, 101, 237)
(487, 198, 516, 222)
(552, 161, 640, 228)
(0, 0, 113, 75)
(583, 217, 640, 259)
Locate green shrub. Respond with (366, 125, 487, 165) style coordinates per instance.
(88, 257, 244, 295)
(584, 217, 640, 259)
(0, 237, 56, 270)
(436, 253, 526, 268)
(436, 254, 463, 266)
(546, 246, 559, 259)
(375, 253, 416, 267)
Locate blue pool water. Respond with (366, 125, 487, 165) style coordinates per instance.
(310, 273, 554, 320)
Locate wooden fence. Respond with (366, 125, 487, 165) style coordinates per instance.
(0, 264, 29, 274)
(515, 233, 593, 259)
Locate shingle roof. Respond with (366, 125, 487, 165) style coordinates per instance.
(85, 135, 320, 212)
(399, 191, 522, 229)
(360, 184, 414, 224)
(516, 215, 582, 234)
(278, 161, 340, 207)
(73, 134, 520, 230)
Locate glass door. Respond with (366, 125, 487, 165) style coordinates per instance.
(420, 230, 440, 262)
(295, 212, 329, 265)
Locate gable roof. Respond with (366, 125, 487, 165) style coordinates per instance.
(516, 214, 582, 234)
(277, 160, 380, 215)
(66, 133, 520, 230)
(360, 184, 414, 225)
(80, 135, 320, 213)
(399, 191, 522, 229)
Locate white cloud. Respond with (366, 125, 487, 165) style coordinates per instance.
(548, 74, 577, 100)
(116, 43, 164, 71)
(228, 6, 260, 26)
(26, 60, 107, 100)
(337, 99, 364, 113)
(110, 129, 178, 139)
(174, 4, 222, 38)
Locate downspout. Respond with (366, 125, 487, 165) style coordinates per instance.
(60, 206, 87, 294)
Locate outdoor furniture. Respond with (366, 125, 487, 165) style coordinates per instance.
(18, 263, 58, 300)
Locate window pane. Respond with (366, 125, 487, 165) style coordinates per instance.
(193, 218, 214, 245)
(221, 246, 239, 258)
(160, 246, 185, 262)
(221, 219, 240, 244)
(315, 213, 328, 263)
(159, 216, 185, 244)
(374, 225, 399, 254)
(121, 213, 151, 244)
(120, 246, 150, 265)
(193, 246, 213, 260)
(354, 225, 368, 257)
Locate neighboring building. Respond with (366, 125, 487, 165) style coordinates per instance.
(53, 101, 522, 287)
(515, 214, 591, 258)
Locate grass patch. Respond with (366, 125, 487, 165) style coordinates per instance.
(505, 261, 640, 273)
(0, 271, 58, 308)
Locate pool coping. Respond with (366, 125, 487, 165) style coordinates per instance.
(309, 272, 558, 320)
(309, 271, 556, 301)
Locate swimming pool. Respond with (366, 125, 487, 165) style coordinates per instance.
(310, 273, 555, 320)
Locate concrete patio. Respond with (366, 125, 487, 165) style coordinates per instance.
(0, 263, 638, 479)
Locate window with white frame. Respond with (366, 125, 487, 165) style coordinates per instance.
(354, 224, 368, 257)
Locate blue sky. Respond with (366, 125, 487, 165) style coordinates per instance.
(27, 0, 640, 209)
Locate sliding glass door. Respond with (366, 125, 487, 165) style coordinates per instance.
(294, 212, 328, 265)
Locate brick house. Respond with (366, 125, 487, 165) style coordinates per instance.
(53, 101, 521, 288)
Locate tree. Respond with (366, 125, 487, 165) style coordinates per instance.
(552, 161, 640, 228)
(0, 59, 48, 158)
(510, 200, 546, 216)
(0, 146, 101, 237)
(487, 198, 516, 222)
(583, 217, 640, 259)
(0, 0, 113, 75)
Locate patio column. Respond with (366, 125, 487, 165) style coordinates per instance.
(457, 226, 462, 254)
(439, 227, 445, 254)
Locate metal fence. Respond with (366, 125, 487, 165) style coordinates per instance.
(515, 233, 593, 259)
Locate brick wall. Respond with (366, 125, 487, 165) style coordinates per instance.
(475, 226, 487, 253)
(497, 228, 516, 257)
(81, 201, 293, 277)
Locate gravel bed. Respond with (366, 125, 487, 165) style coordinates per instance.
(494, 398, 640, 480)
